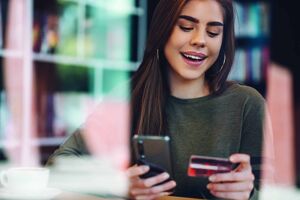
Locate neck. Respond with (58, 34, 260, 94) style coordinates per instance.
(170, 77, 210, 99)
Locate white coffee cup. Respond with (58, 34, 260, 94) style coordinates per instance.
(0, 167, 49, 194)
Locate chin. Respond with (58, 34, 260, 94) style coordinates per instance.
(179, 74, 204, 82)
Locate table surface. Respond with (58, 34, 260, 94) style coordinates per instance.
(55, 192, 203, 200)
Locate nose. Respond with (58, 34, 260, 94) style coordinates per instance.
(190, 29, 206, 48)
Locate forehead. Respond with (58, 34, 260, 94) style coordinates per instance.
(180, 0, 224, 23)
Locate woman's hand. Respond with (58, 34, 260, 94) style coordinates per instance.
(126, 165, 176, 200)
(207, 154, 255, 200)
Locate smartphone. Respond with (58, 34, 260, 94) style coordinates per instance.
(132, 135, 173, 179)
(188, 155, 236, 177)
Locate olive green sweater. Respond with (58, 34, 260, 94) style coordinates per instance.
(47, 83, 265, 200)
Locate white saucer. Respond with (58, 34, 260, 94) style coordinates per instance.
(0, 187, 61, 200)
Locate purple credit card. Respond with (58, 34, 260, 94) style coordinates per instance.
(188, 155, 235, 177)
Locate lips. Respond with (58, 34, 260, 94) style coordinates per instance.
(180, 51, 207, 66)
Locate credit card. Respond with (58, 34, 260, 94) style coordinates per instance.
(188, 155, 235, 177)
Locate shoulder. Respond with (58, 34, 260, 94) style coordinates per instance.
(223, 82, 265, 106)
(223, 83, 266, 121)
(215, 82, 266, 114)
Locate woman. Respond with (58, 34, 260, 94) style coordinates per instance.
(128, 0, 263, 199)
(47, 0, 265, 199)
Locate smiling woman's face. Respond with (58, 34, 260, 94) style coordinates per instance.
(164, 0, 224, 88)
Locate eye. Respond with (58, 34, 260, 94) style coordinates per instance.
(207, 31, 219, 38)
(179, 25, 194, 32)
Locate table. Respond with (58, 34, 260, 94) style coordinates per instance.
(55, 192, 204, 200)
(54, 192, 121, 200)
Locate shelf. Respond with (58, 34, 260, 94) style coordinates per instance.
(33, 53, 140, 71)
(0, 49, 23, 59)
(0, 0, 147, 165)
(53, 0, 145, 16)
(0, 137, 67, 148)
(0, 140, 19, 148)
(0, 50, 140, 71)
(31, 137, 67, 146)
(236, 36, 269, 48)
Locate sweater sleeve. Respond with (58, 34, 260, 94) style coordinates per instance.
(239, 88, 266, 200)
(45, 128, 89, 166)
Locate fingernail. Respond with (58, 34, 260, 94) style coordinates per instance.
(162, 172, 170, 179)
(207, 184, 211, 189)
(142, 165, 149, 172)
(210, 190, 216, 195)
(171, 180, 176, 186)
(229, 156, 235, 162)
(209, 175, 215, 182)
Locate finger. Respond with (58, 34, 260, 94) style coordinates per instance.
(233, 162, 253, 174)
(135, 192, 172, 200)
(131, 172, 171, 188)
(207, 181, 254, 192)
(210, 191, 251, 200)
(127, 165, 150, 178)
(230, 153, 250, 163)
(143, 172, 170, 188)
(130, 180, 176, 196)
(230, 154, 251, 170)
(130, 177, 145, 188)
(149, 180, 176, 194)
(209, 171, 255, 183)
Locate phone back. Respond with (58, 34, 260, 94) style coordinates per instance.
(132, 135, 173, 176)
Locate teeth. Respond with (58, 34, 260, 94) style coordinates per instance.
(183, 53, 205, 61)
(186, 54, 201, 60)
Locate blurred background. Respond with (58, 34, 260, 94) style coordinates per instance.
(0, 0, 299, 198)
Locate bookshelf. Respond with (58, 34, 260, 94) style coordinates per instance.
(0, 0, 147, 165)
(228, 0, 270, 96)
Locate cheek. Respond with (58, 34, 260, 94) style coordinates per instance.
(164, 41, 172, 63)
(164, 33, 182, 60)
(167, 28, 187, 49)
(210, 38, 223, 57)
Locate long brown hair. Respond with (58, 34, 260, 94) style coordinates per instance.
(131, 0, 235, 136)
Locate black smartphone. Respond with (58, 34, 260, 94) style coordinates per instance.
(132, 135, 173, 179)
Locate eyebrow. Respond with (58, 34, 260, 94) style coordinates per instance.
(207, 21, 224, 27)
(179, 15, 224, 27)
(179, 15, 199, 23)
